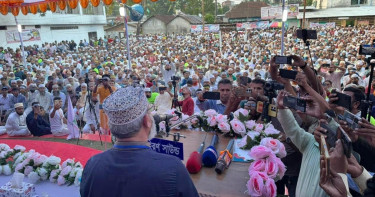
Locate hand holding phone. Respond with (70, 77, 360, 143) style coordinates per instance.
(320, 135, 330, 176)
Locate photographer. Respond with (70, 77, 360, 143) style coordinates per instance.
(93, 76, 116, 135)
(49, 97, 69, 136)
(82, 95, 100, 134)
(196, 79, 232, 114)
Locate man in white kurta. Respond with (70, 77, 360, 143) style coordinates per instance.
(154, 86, 173, 114)
(82, 95, 100, 133)
(49, 97, 69, 136)
(4, 103, 30, 136)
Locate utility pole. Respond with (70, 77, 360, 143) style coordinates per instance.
(215, 0, 217, 22)
(202, 0, 205, 35)
(302, 0, 306, 28)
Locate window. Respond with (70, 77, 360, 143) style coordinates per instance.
(0, 26, 7, 30)
(35, 25, 41, 28)
(351, 0, 367, 5)
(50, 26, 79, 30)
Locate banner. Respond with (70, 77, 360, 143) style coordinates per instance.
(309, 22, 336, 28)
(358, 20, 369, 26)
(261, 4, 299, 20)
(236, 21, 270, 30)
(191, 24, 220, 33)
(6, 29, 41, 44)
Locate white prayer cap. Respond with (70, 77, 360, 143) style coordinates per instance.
(103, 87, 148, 127)
(14, 103, 23, 109)
(144, 88, 151, 92)
(38, 84, 45, 88)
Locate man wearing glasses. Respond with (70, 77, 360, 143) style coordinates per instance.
(26, 102, 52, 136)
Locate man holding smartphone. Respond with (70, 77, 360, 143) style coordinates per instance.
(49, 97, 69, 136)
(318, 62, 345, 91)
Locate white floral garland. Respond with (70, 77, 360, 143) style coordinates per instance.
(0, 144, 83, 186)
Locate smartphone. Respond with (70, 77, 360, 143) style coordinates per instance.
(320, 123, 337, 149)
(239, 76, 250, 86)
(275, 56, 292, 64)
(339, 110, 361, 130)
(331, 89, 352, 110)
(338, 126, 353, 158)
(279, 69, 298, 80)
(283, 96, 306, 112)
(203, 92, 220, 100)
(234, 88, 252, 97)
(320, 135, 330, 176)
(296, 29, 318, 40)
(256, 101, 264, 113)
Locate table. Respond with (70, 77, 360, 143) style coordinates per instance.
(167, 130, 250, 197)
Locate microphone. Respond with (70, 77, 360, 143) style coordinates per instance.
(215, 139, 234, 174)
(201, 134, 219, 167)
(186, 134, 207, 174)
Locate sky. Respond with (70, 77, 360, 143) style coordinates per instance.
(217, 0, 243, 4)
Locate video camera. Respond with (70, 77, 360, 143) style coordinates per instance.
(359, 40, 375, 60)
(264, 81, 284, 92)
(171, 76, 180, 81)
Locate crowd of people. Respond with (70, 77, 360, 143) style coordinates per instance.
(1, 25, 375, 197)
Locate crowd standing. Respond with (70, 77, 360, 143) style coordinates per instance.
(1, 25, 375, 197)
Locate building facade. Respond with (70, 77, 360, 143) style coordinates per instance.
(0, 4, 107, 49)
(141, 15, 175, 34)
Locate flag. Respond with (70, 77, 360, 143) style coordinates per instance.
(67, 96, 80, 140)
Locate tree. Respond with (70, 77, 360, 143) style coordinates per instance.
(146, 0, 176, 16)
(204, 13, 215, 23)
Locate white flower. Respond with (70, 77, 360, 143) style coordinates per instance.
(13, 152, 22, 161)
(60, 166, 72, 176)
(24, 166, 34, 176)
(254, 124, 264, 132)
(35, 155, 48, 166)
(74, 162, 83, 169)
(0, 144, 10, 151)
(2, 164, 12, 175)
(74, 169, 83, 186)
(14, 145, 26, 152)
(28, 171, 40, 184)
(62, 159, 74, 169)
(233, 108, 249, 119)
(245, 120, 257, 130)
(237, 136, 248, 148)
(37, 168, 48, 180)
(0, 151, 6, 159)
(0, 165, 2, 175)
(69, 168, 78, 178)
(247, 131, 260, 140)
(46, 156, 61, 166)
(204, 109, 218, 117)
(57, 175, 66, 185)
(49, 169, 60, 183)
(264, 124, 280, 136)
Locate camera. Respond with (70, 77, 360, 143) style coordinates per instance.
(359, 43, 375, 56)
(264, 81, 284, 92)
(275, 56, 292, 65)
(296, 29, 317, 40)
(171, 76, 180, 81)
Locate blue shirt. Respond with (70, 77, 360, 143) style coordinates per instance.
(9, 94, 26, 109)
(196, 99, 226, 114)
(80, 142, 198, 197)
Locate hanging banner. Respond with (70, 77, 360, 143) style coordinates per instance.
(309, 22, 336, 28)
(6, 29, 41, 43)
(261, 4, 299, 20)
(191, 24, 220, 33)
(236, 21, 270, 30)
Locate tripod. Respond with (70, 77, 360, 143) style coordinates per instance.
(76, 89, 103, 145)
(171, 79, 182, 111)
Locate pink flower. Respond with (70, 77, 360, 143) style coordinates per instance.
(260, 138, 282, 155)
(254, 124, 264, 132)
(234, 108, 249, 118)
(264, 124, 280, 136)
(230, 119, 246, 136)
(274, 156, 286, 179)
(278, 143, 287, 158)
(265, 157, 279, 179)
(215, 114, 228, 123)
(245, 120, 257, 130)
(249, 145, 273, 160)
(207, 116, 217, 127)
(217, 122, 231, 133)
(57, 175, 66, 185)
(204, 109, 217, 117)
(264, 178, 277, 197)
(60, 166, 72, 176)
(247, 171, 266, 196)
(249, 159, 266, 173)
(24, 166, 34, 176)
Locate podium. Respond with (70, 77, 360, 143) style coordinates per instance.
(166, 130, 249, 197)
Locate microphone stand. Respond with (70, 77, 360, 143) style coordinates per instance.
(362, 56, 375, 121)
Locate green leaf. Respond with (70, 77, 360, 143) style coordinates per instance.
(238, 112, 248, 122)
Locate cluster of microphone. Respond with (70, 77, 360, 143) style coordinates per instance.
(185, 134, 234, 175)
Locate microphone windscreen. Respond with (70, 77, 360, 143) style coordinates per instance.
(186, 151, 202, 174)
(202, 146, 218, 167)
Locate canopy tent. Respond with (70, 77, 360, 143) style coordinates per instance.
(0, 0, 174, 16)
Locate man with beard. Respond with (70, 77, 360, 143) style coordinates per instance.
(36, 85, 51, 112)
(50, 84, 66, 110)
(3, 103, 30, 136)
(65, 84, 78, 109)
(82, 94, 100, 133)
(80, 87, 198, 197)
(26, 102, 51, 136)
(160, 61, 175, 84)
(49, 97, 69, 136)
(144, 88, 159, 104)
(93, 76, 116, 135)
(318, 62, 345, 90)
